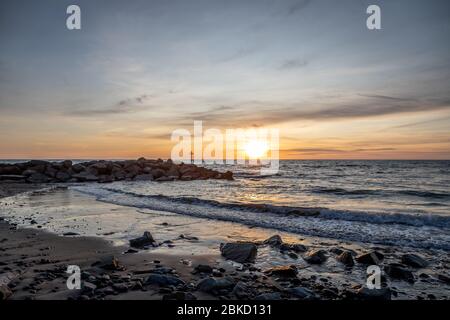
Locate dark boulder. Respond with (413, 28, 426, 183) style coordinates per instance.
(264, 265, 298, 277)
(336, 251, 355, 267)
(145, 274, 185, 287)
(384, 263, 415, 283)
(263, 235, 283, 246)
(197, 277, 235, 293)
(220, 242, 257, 263)
(193, 264, 214, 274)
(355, 251, 384, 265)
(288, 287, 316, 299)
(303, 249, 327, 264)
(26, 173, 50, 183)
(129, 231, 155, 248)
(401, 254, 428, 268)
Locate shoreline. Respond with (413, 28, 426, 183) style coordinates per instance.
(1, 182, 449, 300)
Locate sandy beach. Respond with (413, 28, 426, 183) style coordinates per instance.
(1, 181, 449, 301)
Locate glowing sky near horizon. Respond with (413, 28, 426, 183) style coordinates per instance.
(0, 0, 449, 159)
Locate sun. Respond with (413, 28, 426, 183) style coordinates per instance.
(244, 140, 269, 159)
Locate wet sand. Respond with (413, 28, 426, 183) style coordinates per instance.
(0, 182, 449, 300)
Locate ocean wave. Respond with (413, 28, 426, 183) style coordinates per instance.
(311, 186, 450, 200)
(74, 185, 450, 229)
(71, 185, 450, 250)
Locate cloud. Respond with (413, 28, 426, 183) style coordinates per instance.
(283, 147, 397, 154)
(287, 0, 311, 15)
(218, 47, 258, 63)
(68, 94, 154, 117)
(172, 95, 450, 127)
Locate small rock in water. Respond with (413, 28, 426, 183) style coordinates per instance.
(336, 251, 355, 267)
(129, 231, 155, 248)
(263, 235, 283, 247)
(264, 265, 298, 278)
(355, 251, 384, 265)
(303, 249, 327, 264)
(401, 254, 428, 268)
(220, 242, 257, 263)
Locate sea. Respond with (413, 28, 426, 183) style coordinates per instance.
(2, 160, 450, 251)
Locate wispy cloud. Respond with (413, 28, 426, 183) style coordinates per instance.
(279, 59, 308, 70)
(287, 0, 311, 15)
(67, 94, 155, 117)
(171, 95, 450, 127)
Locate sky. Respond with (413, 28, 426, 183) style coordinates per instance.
(0, 0, 449, 159)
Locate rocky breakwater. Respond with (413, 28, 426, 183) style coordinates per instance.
(0, 158, 233, 184)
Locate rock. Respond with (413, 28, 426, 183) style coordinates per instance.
(279, 243, 307, 253)
(355, 251, 384, 265)
(98, 175, 114, 183)
(0, 175, 26, 181)
(401, 254, 428, 268)
(145, 274, 185, 287)
(254, 292, 281, 300)
(82, 282, 97, 294)
(264, 265, 298, 278)
(356, 287, 391, 300)
(288, 287, 316, 299)
(55, 171, 71, 182)
(232, 282, 253, 299)
(22, 169, 37, 176)
(0, 285, 12, 300)
(156, 176, 175, 182)
(62, 160, 73, 169)
(219, 171, 234, 180)
(263, 235, 283, 246)
(336, 251, 355, 267)
(330, 247, 344, 255)
(71, 164, 85, 173)
(151, 169, 166, 179)
(162, 291, 197, 300)
(220, 242, 257, 263)
(0, 165, 21, 175)
(72, 171, 99, 182)
(303, 249, 327, 264)
(26, 173, 50, 183)
(193, 264, 213, 274)
(112, 283, 129, 293)
(94, 256, 125, 271)
(384, 264, 415, 283)
(63, 232, 79, 236)
(129, 231, 155, 248)
(197, 277, 235, 293)
(133, 174, 153, 181)
(437, 274, 450, 284)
